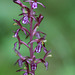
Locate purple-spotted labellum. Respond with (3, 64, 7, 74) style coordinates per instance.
(32, 2, 37, 9)
(31, 63, 37, 70)
(13, 0, 51, 75)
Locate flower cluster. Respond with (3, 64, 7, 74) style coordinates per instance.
(13, 0, 51, 75)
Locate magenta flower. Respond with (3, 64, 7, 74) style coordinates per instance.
(12, 0, 51, 75)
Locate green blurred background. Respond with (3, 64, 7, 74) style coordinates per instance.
(0, 0, 75, 75)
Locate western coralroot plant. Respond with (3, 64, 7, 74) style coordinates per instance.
(13, 0, 51, 75)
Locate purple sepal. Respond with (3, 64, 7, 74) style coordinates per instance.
(13, 42, 17, 50)
(28, 39, 38, 44)
(25, 61, 29, 74)
(32, 26, 38, 36)
(44, 62, 48, 70)
(14, 29, 20, 38)
(37, 2, 46, 8)
(21, 28, 27, 35)
(16, 69, 34, 75)
(13, 0, 21, 3)
(37, 14, 44, 24)
(43, 47, 48, 53)
(35, 32, 41, 39)
(15, 49, 25, 59)
(16, 69, 27, 72)
(18, 59, 23, 67)
(43, 50, 51, 60)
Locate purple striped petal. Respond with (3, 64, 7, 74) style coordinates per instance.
(36, 43, 42, 53)
(22, 16, 28, 24)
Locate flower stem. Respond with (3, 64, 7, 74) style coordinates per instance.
(30, 2, 35, 75)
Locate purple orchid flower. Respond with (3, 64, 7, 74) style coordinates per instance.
(24, 0, 46, 9)
(13, 0, 51, 75)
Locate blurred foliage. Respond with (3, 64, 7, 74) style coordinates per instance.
(0, 0, 75, 75)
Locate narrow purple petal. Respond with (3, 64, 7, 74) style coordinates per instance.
(44, 62, 48, 70)
(16, 69, 26, 72)
(15, 49, 25, 60)
(22, 27, 30, 34)
(19, 17, 23, 22)
(31, 16, 36, 21)
(32, 26, 38, 36)
(43, 47, 47, 53)
(13, 42, 17, 50)
(13, 0, 21, 3)
(14, 29, 20, 38)
(37, 14, 44, 24)
(37, 31, 46, 36)
(28, 39, 38, 44)
(36, 58, 45, 64)
(43, 50, 51, 60)
(37, 2, 46, 8)
(20, 41, 30, 48)
(18, 59, 23, 67)
(13, 19, 22, 28)
(21, 28, 27, 35)
(24, 0, 34, 2)
(25, 61, 29, 74)
(18, 42, 21, 50)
